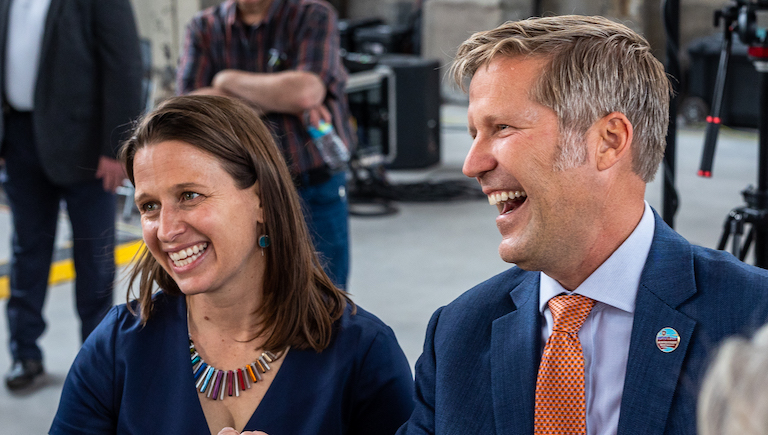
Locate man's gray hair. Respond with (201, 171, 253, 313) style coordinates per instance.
(451, 15, 672, 182)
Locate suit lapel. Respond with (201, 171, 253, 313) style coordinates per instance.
(617, 213, 697, 434)
(490, 272, 541, 435)
(40, 0, 62, 56)
(0, 0, 11, 91)
(27, 0, 62, 102)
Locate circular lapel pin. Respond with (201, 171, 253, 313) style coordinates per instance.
(656, 327, 680, 353)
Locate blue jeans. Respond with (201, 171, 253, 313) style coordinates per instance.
(2, 111, 116, 362)
(297, 171, 349, 289)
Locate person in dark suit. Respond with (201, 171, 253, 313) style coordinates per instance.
(397, 15, 768, 435)
(0, 0, 144, 390)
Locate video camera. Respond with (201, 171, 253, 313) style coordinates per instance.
(699, 0, 768, 179)
(717, 0, 768, 47)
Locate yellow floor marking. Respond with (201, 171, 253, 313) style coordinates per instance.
(0, 240, 144, 299)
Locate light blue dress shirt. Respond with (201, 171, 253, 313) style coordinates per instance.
(540, 201, 655, 435)
(5, 0, 52, 111)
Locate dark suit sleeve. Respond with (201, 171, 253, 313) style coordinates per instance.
(93, 0, 144, 158)
(50, 307, 119, 434)
(397, 307, 443, 435)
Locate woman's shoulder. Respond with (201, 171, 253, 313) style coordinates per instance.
(90, 291, 184, 342)
(73, 291, 187, 380)
(336, 303, 396, 336)
(329, 303, 404, 356)
(325, 303, 415, 428)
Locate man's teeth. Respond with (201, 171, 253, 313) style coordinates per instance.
(170, 243, 208, 266)
(488, 191, 527, 206)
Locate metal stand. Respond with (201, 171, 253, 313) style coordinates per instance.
(662, 0, 681, 228)
(697, 1, 768, 267)
(717, 58, 768, 266)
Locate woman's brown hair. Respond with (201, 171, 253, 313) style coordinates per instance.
(119, 95, 353, 353)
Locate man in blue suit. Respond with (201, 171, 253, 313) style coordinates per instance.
(397, 15, 768, 435)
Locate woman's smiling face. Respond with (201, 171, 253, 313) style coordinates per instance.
(132, 139, 264, 297)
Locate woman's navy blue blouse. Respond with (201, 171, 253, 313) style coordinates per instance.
(50, 292, 415, 434)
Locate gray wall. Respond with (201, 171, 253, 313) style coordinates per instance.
(130, 0, 730, 103)
(130, 0, 201, 103)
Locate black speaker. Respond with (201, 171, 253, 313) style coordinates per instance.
(378, 55, 441, 169)
(338, 18, 384, 53)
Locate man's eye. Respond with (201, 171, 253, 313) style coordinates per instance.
(182, 192, 200, 201)
(140, 202, 158, 212)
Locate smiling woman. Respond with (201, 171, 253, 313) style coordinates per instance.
(49, 96, 414, 435)
(131, 139, 268, 304)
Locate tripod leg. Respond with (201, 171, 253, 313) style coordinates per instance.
(717, 213, 734, 250)
(730, 212, 745, 258)
(740, 225, 755, 261)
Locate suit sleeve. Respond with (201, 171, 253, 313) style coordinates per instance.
(396, 307, 443, 435)
(93, 0, 144, 158)
(349, 325, 415, 435)
(49, 307, 120, 434)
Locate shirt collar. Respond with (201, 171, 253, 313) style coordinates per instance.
(224, 0, 239, 26)
(539, 201, 655, 315)
(227, 0, 282, 27)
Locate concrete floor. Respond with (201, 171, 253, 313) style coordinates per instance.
(0, 103, 763, 433)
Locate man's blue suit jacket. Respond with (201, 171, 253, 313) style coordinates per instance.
(398, 211, 768, 435)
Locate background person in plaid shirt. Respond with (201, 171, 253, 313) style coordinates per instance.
(177, 0, 352, 289)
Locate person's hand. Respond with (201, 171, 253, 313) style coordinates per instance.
(95, 156, 126, 193)
(217, 427, 269, 435)
(304, 105, 331, 128)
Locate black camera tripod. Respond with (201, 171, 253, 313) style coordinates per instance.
(700, 1, 768, 267)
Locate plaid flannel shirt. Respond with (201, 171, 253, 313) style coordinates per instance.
(177, 0, 353, 179)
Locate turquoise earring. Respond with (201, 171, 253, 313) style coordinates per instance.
(258, 235, 270, 248)
(259, 235, 270, 256)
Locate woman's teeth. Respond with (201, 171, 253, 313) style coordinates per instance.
(170, 242, 208, 267)
(488, 191, 527, 205)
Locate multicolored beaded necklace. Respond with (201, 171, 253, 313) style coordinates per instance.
(189, 335, 279, 401)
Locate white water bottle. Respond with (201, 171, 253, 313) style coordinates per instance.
(307, 120, 350, 172)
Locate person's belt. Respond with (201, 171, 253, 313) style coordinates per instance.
(2, 102, 30, 116)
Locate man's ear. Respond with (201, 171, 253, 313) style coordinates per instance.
(594, 112, 633, 172)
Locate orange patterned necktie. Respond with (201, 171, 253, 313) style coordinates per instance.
(534, 294, 595, 435)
